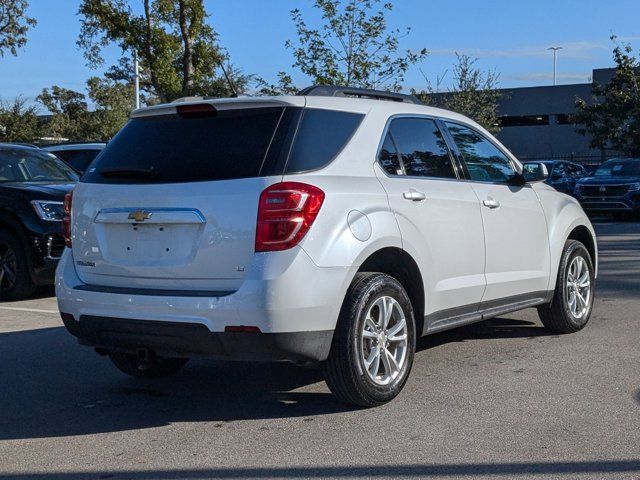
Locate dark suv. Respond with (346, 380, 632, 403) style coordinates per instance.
(0, 144, 78, 299)
(522, 160, 587, 196)
(574, 158, 640, 217)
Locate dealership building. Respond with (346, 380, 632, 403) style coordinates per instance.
(492, 67, 616, 163)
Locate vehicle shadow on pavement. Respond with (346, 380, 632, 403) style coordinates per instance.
(0, 325, 357, 440)
(4, 460, 640, 479)
(0, 316, 556, 441)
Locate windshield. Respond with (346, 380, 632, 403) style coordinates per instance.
(0, 148, 79, 183)
(594, 159, 640, 177)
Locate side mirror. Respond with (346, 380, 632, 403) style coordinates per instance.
(522, 162, 549, 183)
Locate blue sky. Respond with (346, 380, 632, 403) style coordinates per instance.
(1, 0, 639, 109)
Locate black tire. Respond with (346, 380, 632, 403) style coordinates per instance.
(538, 240, 595, 333)
(323, 273, 416, 407)
(0, 229, 36, 301)
(109, 352, 189, 379)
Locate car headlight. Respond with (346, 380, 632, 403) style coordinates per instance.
(31, 200, 65, 221)
(628, 183, 640, 191)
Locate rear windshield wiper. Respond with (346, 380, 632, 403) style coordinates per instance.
(98, 167, 157, 179)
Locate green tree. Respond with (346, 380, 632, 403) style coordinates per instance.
(574, 37, 640, 156)
(0, 0, 37, 57)
(37, 86, 91, 141)
(37, 77, 135, 142)
(78, 0, 247, 103)
(275, 0, 427, 92)
(415, 54, 501, 133)
(86, 76, 135, 140)
(0, 96, 40, 142)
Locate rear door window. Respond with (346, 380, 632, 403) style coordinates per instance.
(387, 118, 456, 179)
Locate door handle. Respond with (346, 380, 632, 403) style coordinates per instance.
(403, 189, 427, 201)
(483, 198, 501, 209)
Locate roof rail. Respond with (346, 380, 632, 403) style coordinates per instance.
(297, 85, 423, 105)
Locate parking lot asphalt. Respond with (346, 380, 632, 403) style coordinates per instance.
(1, 220, 639, 480)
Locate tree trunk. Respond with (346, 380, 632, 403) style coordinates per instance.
(142, 0, 167, 103)
(178, 1, 194, 96)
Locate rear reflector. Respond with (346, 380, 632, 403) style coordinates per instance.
(224, 326, 262, 333)
(255, 182, 325, 252)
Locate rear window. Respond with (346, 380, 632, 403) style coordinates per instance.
(54, 149, 101, 173)
(83, 106, 364, 184)
(83, 107, 286, 184)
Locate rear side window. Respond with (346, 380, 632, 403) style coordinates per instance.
(378, 132, 403, 175)
(285, 109, 363, 173)
(386, 118, 456, 179)
(83, 107, 287, 184)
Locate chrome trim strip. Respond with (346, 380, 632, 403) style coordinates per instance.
(94, 207, 206, 224)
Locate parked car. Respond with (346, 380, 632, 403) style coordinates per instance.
(522, 160, 587, 196)
(42, 143, 106, 173)
(574, 158, 640, 217)
(57, 87, 597, 406)
(0, 144, 78, 300)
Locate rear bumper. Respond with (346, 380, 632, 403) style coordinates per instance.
(62, 314, 333, 363)
(56, 248, 356, 363)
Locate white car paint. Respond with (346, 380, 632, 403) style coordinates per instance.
(56, 93, 597, 363)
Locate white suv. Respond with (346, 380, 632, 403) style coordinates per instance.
(56, 87, 597, 406)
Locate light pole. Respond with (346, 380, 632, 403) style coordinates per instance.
(133, 51, 141, 109)
(548, 46, 562, 86)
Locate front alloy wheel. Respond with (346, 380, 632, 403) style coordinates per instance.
(0, 230, 36, 301)
(538, 239, 595, 333)
(0, 243, 18, 293)
(565, 255, 591, 320)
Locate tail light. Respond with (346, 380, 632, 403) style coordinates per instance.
(62, 191, 73, 248)
(255, 182, 325, 252)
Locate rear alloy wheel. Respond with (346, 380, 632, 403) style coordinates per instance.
(0, 231, 36, 301)
(361, 296, 409, 386)
(538, 240, 594, 333)
(324, 273, 416, 407)
(109, 352, 189, 379)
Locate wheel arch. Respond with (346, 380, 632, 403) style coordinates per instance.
(567, 225, 597, 269)
(0, 211, 36, 280)
(356, 247, 425, 336)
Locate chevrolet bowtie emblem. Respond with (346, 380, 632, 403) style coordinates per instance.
(128, 210, 153, 222)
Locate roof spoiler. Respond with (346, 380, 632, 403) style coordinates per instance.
(297, 85, 424, 105)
